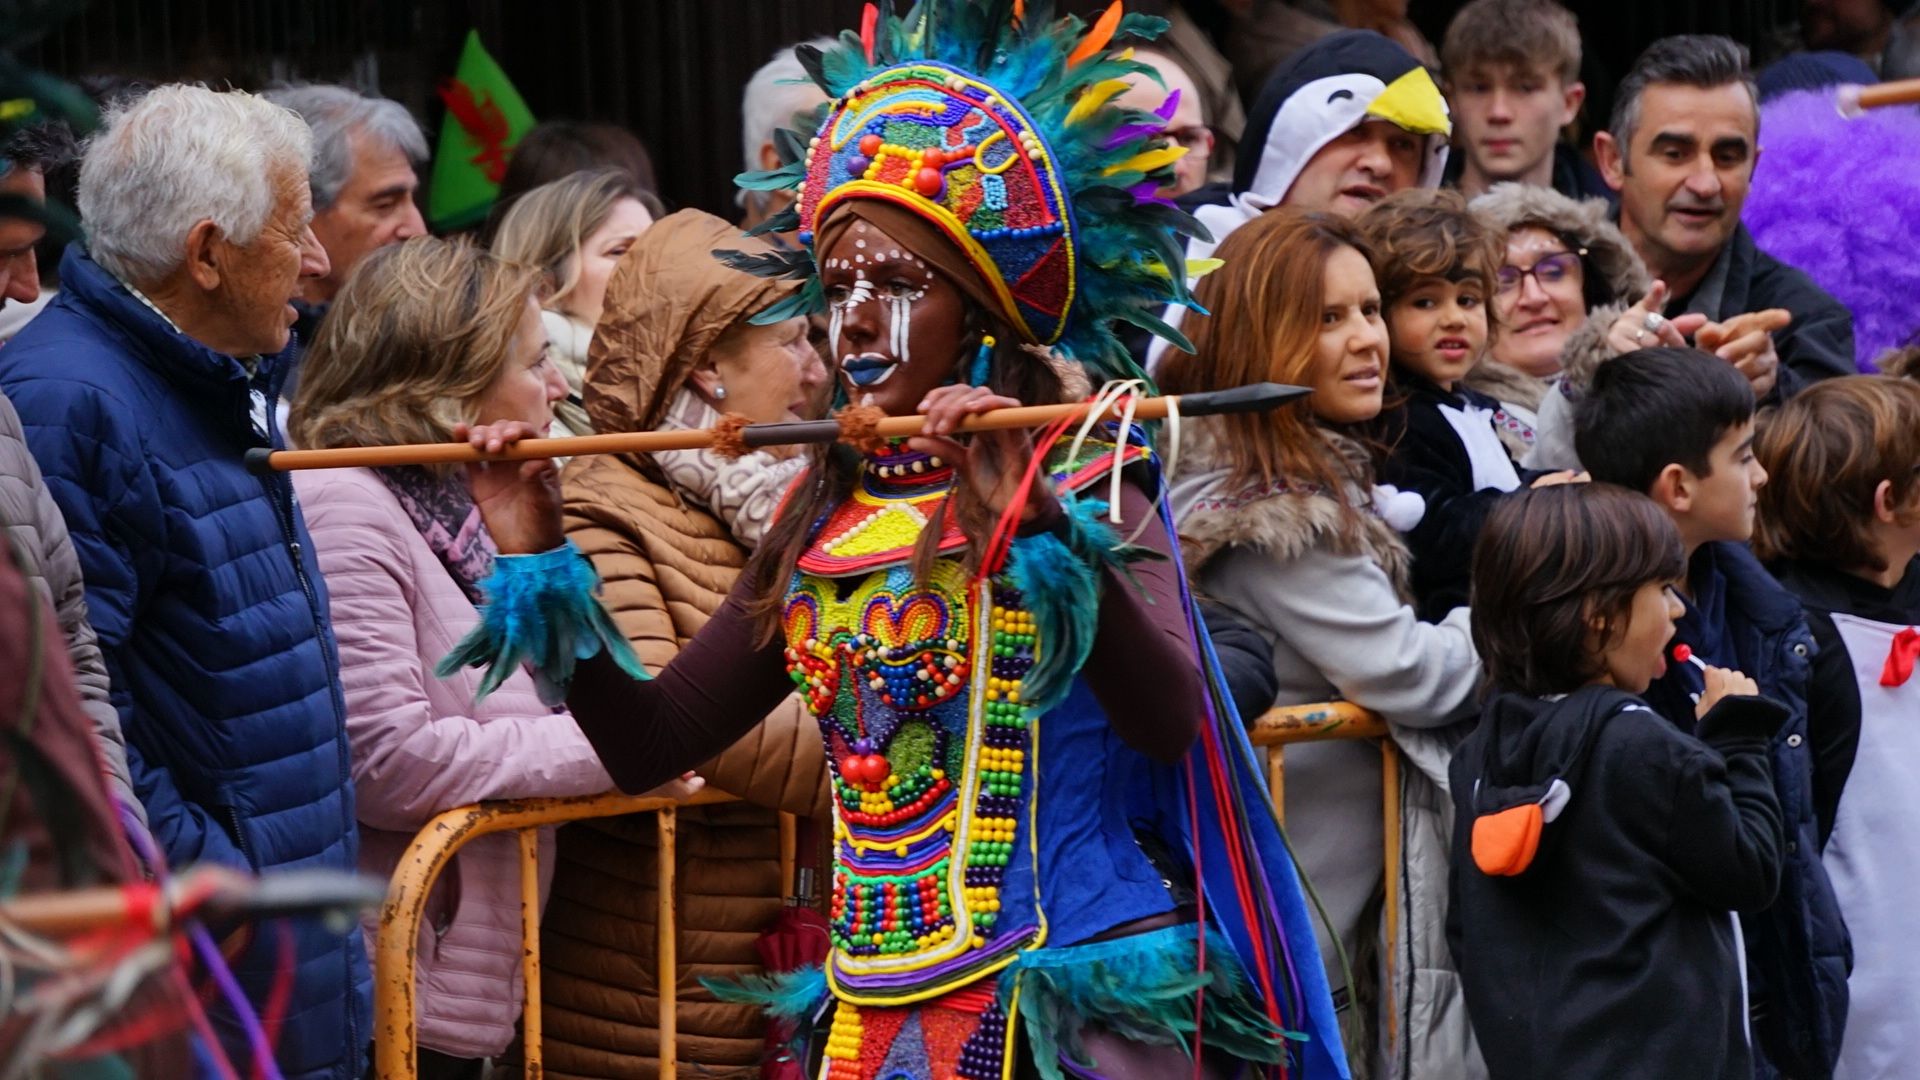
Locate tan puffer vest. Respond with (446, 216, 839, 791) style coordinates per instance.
(510, 209, 829, 1079)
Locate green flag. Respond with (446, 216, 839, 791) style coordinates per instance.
(428, 30, 536, 232)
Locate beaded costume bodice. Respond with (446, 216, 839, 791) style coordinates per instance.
(781, 441, 1139, 1006)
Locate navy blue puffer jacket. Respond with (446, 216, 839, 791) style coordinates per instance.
(0, 248, 370, 1079)
(1643, 542, 1852, 1080)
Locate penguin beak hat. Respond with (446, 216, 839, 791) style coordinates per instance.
(1233, 29, 1451, 211)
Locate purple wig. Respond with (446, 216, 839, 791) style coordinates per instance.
(1742, 89, 1920, 371)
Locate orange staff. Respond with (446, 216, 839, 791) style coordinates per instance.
(246, 383, 1307, 473)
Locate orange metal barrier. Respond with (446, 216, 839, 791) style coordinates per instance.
(371, 787, 745, 1080)
(371, 701, 1392, 1079)
(1248, 701, 1398, 1047)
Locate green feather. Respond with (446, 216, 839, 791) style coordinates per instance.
(736, 162, 806, 191)
(712, 246, 814, 280)
(749, 279, 826, 324)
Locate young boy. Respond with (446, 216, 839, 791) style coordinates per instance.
(1573, 347, 1850, 1079)
(1451, 483, 1784, 1080)
(1363, 190, 1566, 619)
(1439, 0, 1609, 201)
(1754, 375, 1920, 1078)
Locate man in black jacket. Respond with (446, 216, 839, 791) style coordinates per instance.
(1594, 35, 1855, 401)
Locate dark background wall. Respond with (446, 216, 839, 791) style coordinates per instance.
(18, 0, 1800, 219)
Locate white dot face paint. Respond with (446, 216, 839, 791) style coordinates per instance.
(855, 239, 867, 249)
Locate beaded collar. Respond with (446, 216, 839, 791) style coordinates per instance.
(796, 437, 1148, 578)
(798, 442, 967, 578)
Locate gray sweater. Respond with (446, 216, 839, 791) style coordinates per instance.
(0, 390, 144, 825)
(1170, 424, 1484, 1079)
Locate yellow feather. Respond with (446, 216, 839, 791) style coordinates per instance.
(1066, 78, 1131, 126)
(1185, 257, 1225, 279)
(1101, 143, 1186, 177)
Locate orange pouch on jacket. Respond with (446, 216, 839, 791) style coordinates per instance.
(1471, 803, 1543, 876)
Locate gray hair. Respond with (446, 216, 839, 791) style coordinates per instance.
(1608, 35, 1759, 153)
(261, 84, 427, 209)
(740, 39, 835, 179)
(78, 84, 314, 286)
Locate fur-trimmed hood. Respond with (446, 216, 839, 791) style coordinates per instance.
(1167, 419, 1413, 596)
(1470, 182, 1649, 305)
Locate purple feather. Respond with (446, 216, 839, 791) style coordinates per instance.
(1742, 88, 1920, 370)
(1128, 180, 1175, 207)
(1101, 91, 1183, 149)
(1105, 122, 1162, 147)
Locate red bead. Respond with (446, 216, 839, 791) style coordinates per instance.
(922, 148, 944, 168)
(858, 133, 883, 156)
(913, 167, 942, 197)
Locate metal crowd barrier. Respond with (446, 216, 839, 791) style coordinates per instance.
(371, 701, 1393, 1079)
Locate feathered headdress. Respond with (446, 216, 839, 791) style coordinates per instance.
(722, 0, 1210, 383)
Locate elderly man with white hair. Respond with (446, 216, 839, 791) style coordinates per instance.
(0, 85, 369, 1080)
(262, 83, 426, 342)
(738, 39, 833, 233)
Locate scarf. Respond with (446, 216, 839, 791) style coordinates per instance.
(377, 466, 499, 604)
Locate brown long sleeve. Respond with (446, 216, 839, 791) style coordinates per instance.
(566, 580, 793, 794)
(1075, 478, 1204, 762)
(569, 473, 1203, 789)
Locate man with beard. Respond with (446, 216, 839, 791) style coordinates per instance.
(1594, 35, 1854, 398)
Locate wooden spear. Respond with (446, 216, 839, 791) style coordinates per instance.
(246, 383, 1308, 473)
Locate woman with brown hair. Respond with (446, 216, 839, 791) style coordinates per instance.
(287, 236, 696, 1079)
(1160, 207, 1484, 1077)
(530, 207, 830, 1078)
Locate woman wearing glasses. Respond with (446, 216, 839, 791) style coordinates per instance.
(1466, 183, 1700, 467)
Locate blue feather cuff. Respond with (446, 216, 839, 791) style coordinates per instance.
(435, 541, 649, 705)
(1004, 498, 1136, 717)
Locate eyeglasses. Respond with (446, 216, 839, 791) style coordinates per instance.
(1495, 250, 1586, 295)
(1165, 125, 1214, 154)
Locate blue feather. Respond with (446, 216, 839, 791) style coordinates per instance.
(702, 965, 830, 1024)
(436, 541, 648, 704)
(1004, 498, 1134, 716)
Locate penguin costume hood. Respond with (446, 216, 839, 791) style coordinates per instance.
(1145, 30, 1449, 370)
(1233, 29, 1451, 210)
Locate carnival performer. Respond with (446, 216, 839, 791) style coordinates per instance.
(439, 3, 1347, 1076)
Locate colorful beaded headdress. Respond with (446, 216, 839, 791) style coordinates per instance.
(724, 0, 1209, 381)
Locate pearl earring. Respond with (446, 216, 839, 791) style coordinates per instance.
(713, 383, 728, 401)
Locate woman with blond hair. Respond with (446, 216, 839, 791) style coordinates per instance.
(491, 166, 655, 439)
(1160, 207, 1484, 1078)
(288, 236, 694, 1080)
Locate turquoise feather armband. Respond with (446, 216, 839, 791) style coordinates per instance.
(436, 540, 649, 704)
(1004, 499, 1138, 717)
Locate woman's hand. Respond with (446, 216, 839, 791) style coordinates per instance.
(457, 421, 564, 555)
(909, 384, 1057, 522)
(1605, 281, 1709, 355)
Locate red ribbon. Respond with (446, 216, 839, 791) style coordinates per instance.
(1880, 626, 1920, 687)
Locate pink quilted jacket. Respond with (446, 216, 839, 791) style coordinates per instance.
(294, 466, 615, 1059)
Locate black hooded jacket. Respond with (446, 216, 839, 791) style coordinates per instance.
(1448, 684, 1786, 1080)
